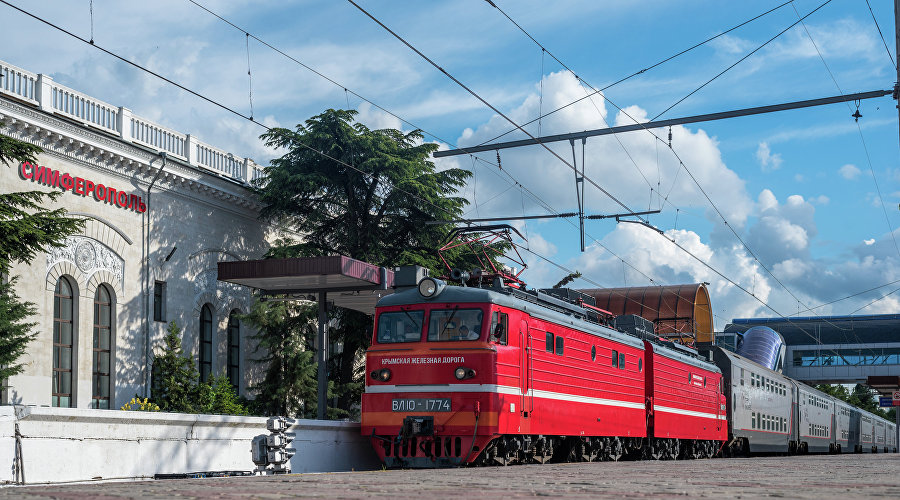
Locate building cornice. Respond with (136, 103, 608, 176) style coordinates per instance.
(0, 96, 263, 213)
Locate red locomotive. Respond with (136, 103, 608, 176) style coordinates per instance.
(360, 273, 727, 467)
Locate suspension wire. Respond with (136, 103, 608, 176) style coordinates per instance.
(346, 0, 644, 222)
(538, 48, 545, 137)
(795, 277, 900, 316)
(772, 9, 887, 352)
(246, 32, 254, 120)
(481, 0, 863, 350)
(476, 0, 797, 147)
(791, 4, 900, 267)
(359, 0, 805, 329)
(849, 286, 900, 315)
(2, 0, 710, 328)
(864, 0, 896, 68)
(651, 0, 833, 121)
(179, 0, 684, 308)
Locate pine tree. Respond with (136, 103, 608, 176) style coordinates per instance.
(1, 126, 83, 393)
(150, 322, 200, 413)
(0, 277, 37, 381)
(243, 300, 318, 418)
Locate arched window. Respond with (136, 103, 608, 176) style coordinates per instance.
(199, 304, 213, 383)
(227, 310, 240, 390)
(92, 284, 113, 409)
(53, 277, 75, 407)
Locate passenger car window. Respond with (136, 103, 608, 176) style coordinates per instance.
(377, 310, 424, 343)
(428, 308, 484, 341)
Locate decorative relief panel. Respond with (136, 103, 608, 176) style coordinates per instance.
(47, 236, 124, 285)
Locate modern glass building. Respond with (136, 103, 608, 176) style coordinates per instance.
(723, 314, 900, 384)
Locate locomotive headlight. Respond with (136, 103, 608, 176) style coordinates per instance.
(371, 368, 392, 382)
(454, 367, 476, 380)
(418, 277, 445, 299)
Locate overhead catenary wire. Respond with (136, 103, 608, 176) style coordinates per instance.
(864, 0, 896, 68)
(345, 0, 643, 221)
(0, 0, 681, 323)
(650, 0, 833, 121)
(476, 0, 798, 147)
(481, 0, 874, 353)
(347, 0, 862, 342)
(182, 0, 822, 327)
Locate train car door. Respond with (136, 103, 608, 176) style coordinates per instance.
(519, 320, 532, 418)
(716, 377, 724, 432)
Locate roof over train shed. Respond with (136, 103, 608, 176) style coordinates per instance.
(578, 283, 714, 343)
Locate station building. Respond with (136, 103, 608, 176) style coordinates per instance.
(0, 59, 274, 408)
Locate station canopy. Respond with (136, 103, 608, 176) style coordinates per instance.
(217, 255, 394, 314)
(579, 283, 714, 343)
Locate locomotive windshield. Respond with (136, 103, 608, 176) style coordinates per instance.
(428, 308, 484, 341)
(376, 310, 424, 343)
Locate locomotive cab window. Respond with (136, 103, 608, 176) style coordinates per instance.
(377, 310, 424, 343)
(490, 311, 508, 345)
(428, 308, 484, 341)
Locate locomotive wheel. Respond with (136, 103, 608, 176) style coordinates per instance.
(650, 438, 665, 460)
(606, 437, 624, 461)
(531, 436, 554, 464)
(670, 439, 681, 460)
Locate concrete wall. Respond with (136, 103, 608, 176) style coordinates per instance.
(0, 406, 380, 485)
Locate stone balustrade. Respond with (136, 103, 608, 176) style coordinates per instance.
(0, 59, 265, 185)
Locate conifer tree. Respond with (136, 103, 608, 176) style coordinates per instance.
(243, 300, 319, 418)
(0, 126, 83, 393)
(150, 322, 200, 413)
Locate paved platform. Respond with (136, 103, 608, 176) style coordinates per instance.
(2, 454, 898, 498)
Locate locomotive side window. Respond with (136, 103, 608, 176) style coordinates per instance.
(591, 346, 596, 361)
(377, 310, 424, 343)
(618, 353, 625, 369)
(489, 312, 508, 345)
(555, 336, 564, 356)
(611, 350, 619, 368)
(428, 308, 484, 341)
(545, 332, 554, 352)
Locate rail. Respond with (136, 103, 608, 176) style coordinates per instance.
(0, 58, 262, 184)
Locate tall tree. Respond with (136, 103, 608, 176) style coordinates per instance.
(243, 300, 319, 418)
(256, 109, 475, 415)
(0, 126, 83, 387)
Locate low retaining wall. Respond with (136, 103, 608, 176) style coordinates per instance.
(0, 406, 380, 484)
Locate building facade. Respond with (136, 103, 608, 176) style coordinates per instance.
(0, 59, 273, 408)
(723, 314, 900, 385)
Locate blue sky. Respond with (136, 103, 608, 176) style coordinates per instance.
(3, 0, 899, 328)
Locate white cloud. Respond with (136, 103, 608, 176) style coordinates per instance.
(864, 238, 875, 245)
(456, 71, 753, 228)
(755, 142, 782, 172)
(839, 164, 861, 180)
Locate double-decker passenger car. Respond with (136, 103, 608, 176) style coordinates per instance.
(711, 347, 794, 454)
(360, 277, 726, 467)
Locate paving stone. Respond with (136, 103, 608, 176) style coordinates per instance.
(2, 454, 898, 499)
